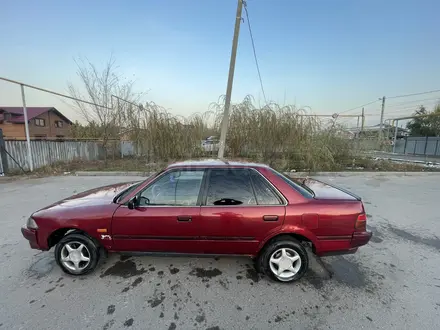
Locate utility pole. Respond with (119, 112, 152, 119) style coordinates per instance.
(218, 0, 243, 159)
(378, 96, 386, 142)
(392, 119, 399, 153)
(361, 107, 365, 133)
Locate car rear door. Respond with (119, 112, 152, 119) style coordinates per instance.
(199, 168, 286, 255)
(112, 168, 205, 253)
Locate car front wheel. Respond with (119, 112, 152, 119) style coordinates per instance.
(260, 238, 309, 282)
(54, 233, 99, 276)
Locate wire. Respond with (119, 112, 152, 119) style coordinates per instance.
(366, 103, 437, 116)
(386, 96, 440, 108)
(243, 1, 267, 105)
(387, 88, 440, 100)
(339, 89, 440, 115)
(338, 99, 379, 114)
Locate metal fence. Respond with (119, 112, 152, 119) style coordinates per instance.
(394, 136, 440, 156)
(3, 140, 106, 171)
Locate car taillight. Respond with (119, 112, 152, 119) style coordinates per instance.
(355, 213, 367, 231)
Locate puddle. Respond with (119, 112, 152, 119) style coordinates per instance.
(147, 291, 165, 308)
(303, 269, 326, 289)
(122, 276, 143, 293)
(388, 225, 440, 251)
(28, 254, 55, 278)
(367, 225, 384, 243)
(189, 267, 222, 282)
(245, 264, 261, 283)
(324, 256, 366, 288)
(100, 260, 147, 278)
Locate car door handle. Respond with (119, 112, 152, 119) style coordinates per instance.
(263, 215, 278, 221)
(177, 216, 192, 222)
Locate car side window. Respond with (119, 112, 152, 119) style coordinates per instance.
(249, 170, 282, 205)
(206, 169, 257, 206)
(139, 170, 204, 206)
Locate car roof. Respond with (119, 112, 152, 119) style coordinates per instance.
(166, 159, 270, 169)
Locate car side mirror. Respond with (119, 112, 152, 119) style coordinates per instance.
(128, 196, 137, 210)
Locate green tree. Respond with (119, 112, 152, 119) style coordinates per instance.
(406, 104, 440, 136)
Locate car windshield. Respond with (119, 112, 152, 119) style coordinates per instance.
(269, 169, 315, 198)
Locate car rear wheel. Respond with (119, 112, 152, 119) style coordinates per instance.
(54, 233, 99, 276)
(260, 238, 308, 282)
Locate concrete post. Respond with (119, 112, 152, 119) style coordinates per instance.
(20, 84, 33, 171)
(0, 129, 8, 174)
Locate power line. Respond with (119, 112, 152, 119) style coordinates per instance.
(386, 96, 440, 107)
(387, 88, 440, 100)
(338, 99, 379, 114)
(368, 102, 439, 115)
(243, 1, 267, 105)
(338, 89, 440, 115)
(370, 109, 415, 116)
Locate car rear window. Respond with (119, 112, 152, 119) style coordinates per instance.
(269, 169, 314, 199)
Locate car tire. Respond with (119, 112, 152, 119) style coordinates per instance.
(54, 233, 99, 276)
(259, 237, 309, 283)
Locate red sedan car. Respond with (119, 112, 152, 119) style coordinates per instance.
(21, 160, 371, 282)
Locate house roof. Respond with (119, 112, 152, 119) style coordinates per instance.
(0, 107, 72, 124)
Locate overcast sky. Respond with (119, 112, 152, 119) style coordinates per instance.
(1, 0, 439, 127)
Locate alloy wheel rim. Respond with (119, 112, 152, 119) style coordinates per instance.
(60, 241, 91, 272)
(269, 247, 301, 281)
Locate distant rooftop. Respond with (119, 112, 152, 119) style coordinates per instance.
(0, 107, 72, 124)
(167, 159, 270, 168)
(346, 123, 408, 133)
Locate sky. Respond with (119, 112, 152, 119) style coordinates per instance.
(1, 0, 440, 127)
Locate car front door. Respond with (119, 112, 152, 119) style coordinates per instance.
(199, 168, 286, 255)
(112, 169, 205, 253)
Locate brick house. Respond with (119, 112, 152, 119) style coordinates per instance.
(0, 107, 72, 139)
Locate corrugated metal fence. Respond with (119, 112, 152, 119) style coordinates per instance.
(394, 136, 440, 156)
(4, 140, 106, 171)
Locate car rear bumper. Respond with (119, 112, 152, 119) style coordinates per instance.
(316, 231, 372, 256)
(21, 227, 41, 250)
(351, 231, 372, 248)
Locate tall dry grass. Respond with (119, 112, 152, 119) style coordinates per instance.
(118, 95, 361, 171)
(209, 95, 357, 170)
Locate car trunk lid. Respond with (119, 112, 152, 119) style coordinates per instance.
(298, 178, 361, 201)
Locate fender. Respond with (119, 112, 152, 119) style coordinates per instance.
(257, 225, 320, 253)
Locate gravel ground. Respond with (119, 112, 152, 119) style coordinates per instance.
(0, 173, 439, 330)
